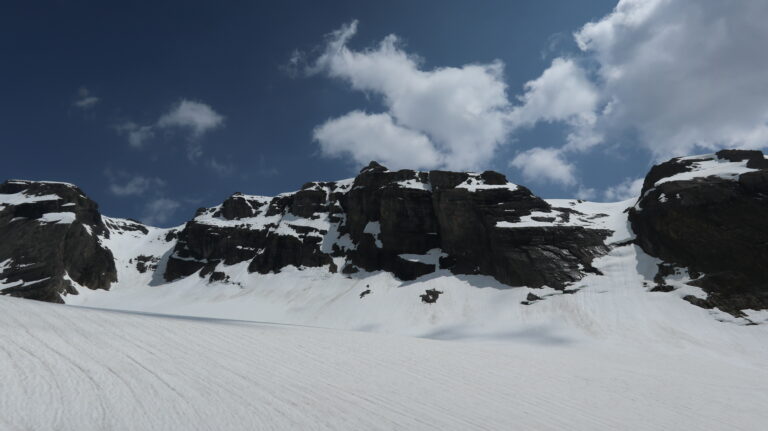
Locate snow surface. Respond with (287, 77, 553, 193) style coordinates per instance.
(69, 199, 762, 337)
(193, 195, 275, 229)
(455, 173, 518, 192)
(6, 179, 78, 188)
(396, 178, 431, 191)
(656, 155, 757, 187)
(38, 212, 76, 224)
(398, 248, 445, 265)
(0, 191, 60, 207)
(4, 281, 768, 430)
(496, 199, 631, 241)
(363, 221, 383, 248)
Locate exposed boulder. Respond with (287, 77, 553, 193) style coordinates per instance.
(0, 180, 117, 303)
(630, 150, 768, 315)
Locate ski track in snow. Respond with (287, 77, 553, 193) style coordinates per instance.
(2, 292, 768, 431)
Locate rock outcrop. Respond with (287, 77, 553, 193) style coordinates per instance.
(165, 163, 612, 289)
(5, 150, 768, 319)
(629, 150, 768, 315)
(0, 180, 117, 303)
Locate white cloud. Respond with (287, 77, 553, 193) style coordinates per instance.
(104, 169, 166, 197)
(603, 177, 643, 201)
(509, 147, 577, 186)
(576, 186, 597, 201)
(157, 100, 224, 137)
(306, 6, 768, 191)
(142, 198, 181, 226)
(510, 58, 599, 129)
(509, 57, 603, 152)
(309, 21, 513, 171)
(517, 0, 768, 159)
(281, 49, 306, 78)
(117, 122, 155, 148)
(117, 99, 224, 158)
(109, 175, 166, 196)
(208, 158, 236, 176)
(73, 87, 99, 109)
(313, 111, 442, 170)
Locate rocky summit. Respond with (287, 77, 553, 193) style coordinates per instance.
(166, 162, 611, 289)
(0, 180, 116, 303)
(629, 149, 768, 316)
(2, 150, 768, 320)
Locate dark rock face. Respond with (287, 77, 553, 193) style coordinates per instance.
(0, 180, 117, 303)
(630, 150, 768, 315)
(420, 289, 443, 304)
(165, 163, 612, 289)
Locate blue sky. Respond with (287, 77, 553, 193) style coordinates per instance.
(2, 1, 767, 226)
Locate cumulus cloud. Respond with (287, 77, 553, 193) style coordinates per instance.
(142, 198, 181, 226)
(73, 87, 99, 109)
(306, 6, 768, 194)
(510, 58, 599, 129)
(157, 100, 224, 137)
(109, 176, 165, 196)
(314, 111, 442, 169)
(517, 0, 768, 159)
(308, 20, 513, 171)
(509, 147, 577, 186)
(603, 177, 644, 201)
(117, 99, 224, 159)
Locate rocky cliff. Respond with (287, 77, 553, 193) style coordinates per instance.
(2, 150, 768, 319)
(0, 180, 116, 302)
(165, 162, 611, 290)
(629, 149, 768, 316)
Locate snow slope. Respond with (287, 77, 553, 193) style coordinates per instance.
(4, 196, 768, 429)
(74, 199, 768, 335)
(2, 294, 768, 431)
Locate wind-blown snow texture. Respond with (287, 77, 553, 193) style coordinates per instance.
(3, 283, 768, 430)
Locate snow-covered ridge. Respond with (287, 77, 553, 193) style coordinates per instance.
(0, 191, 61, 207)
(193, 194, 275, 229)
(6, 179, 78, 188)
(0, 187, 78, 226)
(656, 153, 758, 186)
(455, 173, 518, 192)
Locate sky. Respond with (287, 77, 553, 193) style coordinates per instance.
(2, 0, 768, 226)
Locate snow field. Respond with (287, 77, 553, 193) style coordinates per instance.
(2, 295, 768, 431)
